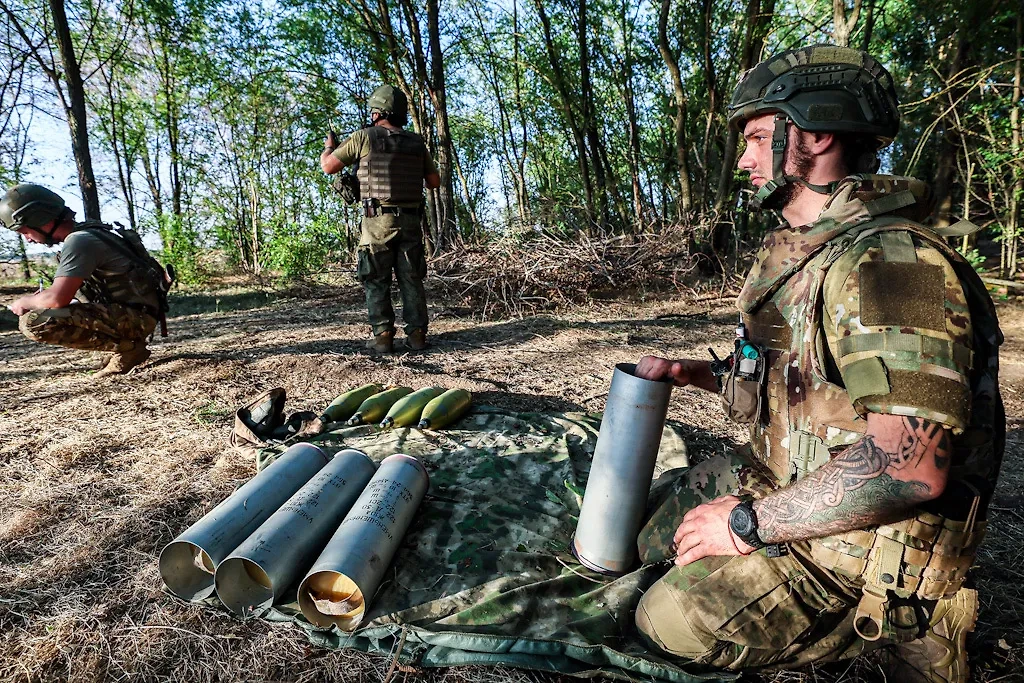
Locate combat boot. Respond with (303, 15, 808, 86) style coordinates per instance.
(94, 341, 152, 378)
(889, 588, 979, 683)
(404, 328, 428, 351)
(365, 329, 395, 354)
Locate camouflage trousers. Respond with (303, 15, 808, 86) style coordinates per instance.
(357, 220, 428, 336)
(635, 449, 872, 671)
(19, 302, 157, 352)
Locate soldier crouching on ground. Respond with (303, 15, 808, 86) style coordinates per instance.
(320, 85, 441, 354)
(633, 46, 1003, 682)
(1, 184, 171, 378)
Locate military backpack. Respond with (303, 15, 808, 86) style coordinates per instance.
(75, 221, 175, 336)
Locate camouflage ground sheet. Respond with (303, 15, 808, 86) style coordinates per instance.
(254, 407, 734, 682)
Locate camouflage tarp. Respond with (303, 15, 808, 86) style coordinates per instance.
(253, 407, 734, 682)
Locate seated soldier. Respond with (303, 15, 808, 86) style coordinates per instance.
(634, 46, 1002, 683)
(2, 184, 168, 378)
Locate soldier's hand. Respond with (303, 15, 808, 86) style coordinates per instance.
(635, 356, 714, 389)
(672, 495, 756, 566)
(8, 298, 28, 315)
(324, 131, 338, 150)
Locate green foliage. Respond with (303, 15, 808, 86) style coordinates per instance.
(7, 0, 1021, 270)
(956, 245, 987, 273)
(266, 214, 348, 281)
(154, 213, 205, 285)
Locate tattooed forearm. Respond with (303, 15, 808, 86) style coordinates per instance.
(754, 416, 950, 544)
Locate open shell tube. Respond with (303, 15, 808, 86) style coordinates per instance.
(215, 449, 378, 617)
(159, 443, 330, 601)
(298, 454, 429, 630)
(572, 363, 672, 575)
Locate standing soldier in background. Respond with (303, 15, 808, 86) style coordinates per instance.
(633, 46, 1002, 682)
(321, 85, 441, 354)
(1, 183, 172, 378)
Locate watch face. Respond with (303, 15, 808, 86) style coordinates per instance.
(730, 504, 756, 537)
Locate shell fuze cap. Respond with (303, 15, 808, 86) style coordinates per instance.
(728, 45, 901, 210)
(368, 85, 408, 117)
(0, 183, 68, 231)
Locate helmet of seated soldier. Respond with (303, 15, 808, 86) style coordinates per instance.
(727, 44, 900, 151)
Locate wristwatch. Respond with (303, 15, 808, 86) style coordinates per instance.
(728, 498, 766, 550)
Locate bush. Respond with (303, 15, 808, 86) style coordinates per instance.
(266, 215, 348, 281)
(155, 213, 206, 285)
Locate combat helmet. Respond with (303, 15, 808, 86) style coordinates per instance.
(727, 45, 900, 209)
(0, 183, 69, 234)
(368, 85, 408, 125)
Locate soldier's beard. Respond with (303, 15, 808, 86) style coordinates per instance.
(775, 137, 815, 211)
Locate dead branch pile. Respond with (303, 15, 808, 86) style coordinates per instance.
(430, 226, 698, 317)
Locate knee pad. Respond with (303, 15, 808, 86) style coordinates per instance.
(636, 577, 719, 659)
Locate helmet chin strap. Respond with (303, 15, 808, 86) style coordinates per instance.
(749, 114, 840, 211)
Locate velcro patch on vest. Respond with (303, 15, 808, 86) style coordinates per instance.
(859, 261, 945, 330)
(843, 356, 891, 403)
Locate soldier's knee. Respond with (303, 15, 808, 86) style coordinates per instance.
(18, 309, 49, 342)
(636, 576, 719, 659)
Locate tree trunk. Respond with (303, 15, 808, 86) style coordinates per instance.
(426, 0, 458, 251)
(931, 9, 974, 229)
(861, 0, 875, 51)
(532, 0, 596, 230)
(578, 0, 609, 232)
(657, 0, 693, 218)
(831, 0, 862, 47)
(714, 0, 775, 212)
(1009, 1, 1022, 277)
(49, 0, 100, 219)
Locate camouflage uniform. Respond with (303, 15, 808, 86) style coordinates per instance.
(19, 222, 159, 354)
(636, 175, 1003, 670)
(332, 126, 437, 336)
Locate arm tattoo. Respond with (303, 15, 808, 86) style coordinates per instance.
(754, 417, 950, 543)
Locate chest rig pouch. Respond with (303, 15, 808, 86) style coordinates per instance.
(716, 320, 768, 424)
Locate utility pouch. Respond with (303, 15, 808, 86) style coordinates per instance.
(331, 172, 360, 206)
(720, 342, 767, 424)
(362, 197, 381, 218)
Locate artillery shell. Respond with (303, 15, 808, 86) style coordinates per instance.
(417, 389, 472, 429)
(321, 384, 383, 423)
(346, 386, 413, 426)
(380, 387, 446, 429)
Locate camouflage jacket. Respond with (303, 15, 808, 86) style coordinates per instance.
(736, 175, 1004, 512)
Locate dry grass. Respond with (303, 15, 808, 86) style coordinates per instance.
(1, 275, 1022, 683)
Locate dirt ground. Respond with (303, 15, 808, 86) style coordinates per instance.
(1, 277, 1022, 683)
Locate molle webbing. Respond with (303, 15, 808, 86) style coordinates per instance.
(77, 226, 161, 313)
(812, 501, 985, 641)
(837, 332, 973, 370)
(357, 128, 426, 205)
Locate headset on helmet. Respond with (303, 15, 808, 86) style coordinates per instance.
(727, 45, 900, 209)
(0, 184, 70, 245)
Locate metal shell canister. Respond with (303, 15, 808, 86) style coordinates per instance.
(159, 443, 330, 601)
(572, 363, 672, 574)
(298, 454, 429, 630)
(215, 449, 378, 617)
